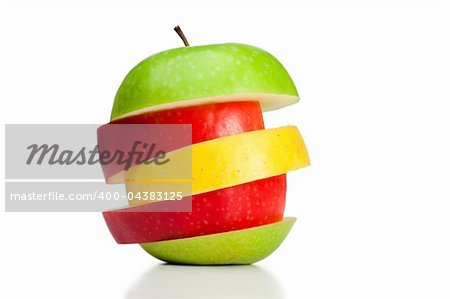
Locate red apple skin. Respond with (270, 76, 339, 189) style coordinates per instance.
(111, 101, 265, 144)
(103, 174, 286, 244)
(97, 123, 192, 181)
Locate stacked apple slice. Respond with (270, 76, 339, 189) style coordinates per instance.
(99, 43, 309, 265)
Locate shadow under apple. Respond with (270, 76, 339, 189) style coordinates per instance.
(125, 264, 284, 299)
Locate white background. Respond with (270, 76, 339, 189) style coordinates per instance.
(1, 1, 450, 298)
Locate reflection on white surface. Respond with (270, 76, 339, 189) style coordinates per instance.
(125, 264, 284, 299)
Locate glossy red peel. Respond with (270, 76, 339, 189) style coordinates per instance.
(111, 101, 264, 144)
(103, 174, 286, 244)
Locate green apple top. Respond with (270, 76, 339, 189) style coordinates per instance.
(111, 43, 299, 121)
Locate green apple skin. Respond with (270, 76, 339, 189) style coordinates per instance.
(140, 217, 296, 265)
(111, 43, 299, 120)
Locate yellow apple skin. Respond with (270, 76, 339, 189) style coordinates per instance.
(123, 126, 310, 196)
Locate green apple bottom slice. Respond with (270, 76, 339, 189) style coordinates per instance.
(109, 42, 303, 265)
(141, 218, 296, 265)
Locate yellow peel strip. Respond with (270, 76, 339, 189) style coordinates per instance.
(125, 126, 309, 196)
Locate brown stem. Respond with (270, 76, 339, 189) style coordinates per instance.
(174, 26, 190, 47)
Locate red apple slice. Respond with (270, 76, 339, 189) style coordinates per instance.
(111, 101, 265, 144)
(103, 174, 286, 244)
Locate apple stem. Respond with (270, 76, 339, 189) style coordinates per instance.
(174, 26, 190, 47)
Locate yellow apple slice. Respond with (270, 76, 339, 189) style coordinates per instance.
(124, 126, 309, 196)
